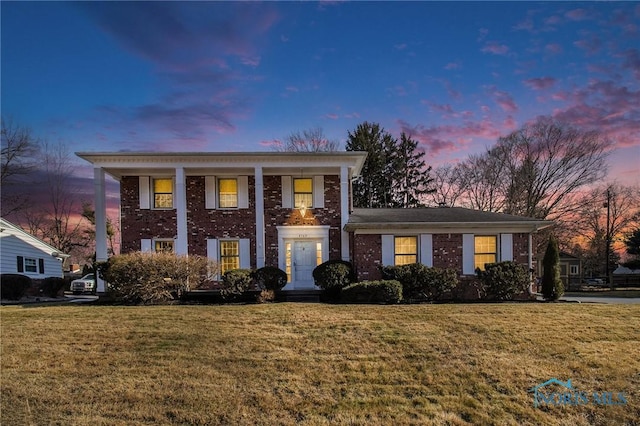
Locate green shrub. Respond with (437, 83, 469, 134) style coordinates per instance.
(100, 252, 215, 305)
(381, 263, 458, 302)
(220, 269, 254, 300)
(476, 261, 530, 301)
(312, 260, 354, 301)
(252, 266, 287, 291)
(541, 235, 564, 300)
(1, 274, 32, 300)
(40, 277, 67, 297)
(341, 280, 402, 304)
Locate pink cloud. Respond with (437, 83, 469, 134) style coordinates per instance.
(324, 113, 339, 120)
(487, 88, 518, 113)
(444, 61, 461, 70)
(545, 43, 563, 55)
(524, 77, 557, 90)
(481, 41, 510, 56)
(565, 8, 590, 21)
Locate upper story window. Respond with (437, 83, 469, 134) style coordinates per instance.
(153, 178, 173, 209)
(218, 178, 238, 208)
(294, 178, 313, 209)
(394, 236, 417, 265)
(474, 235, 497, 271)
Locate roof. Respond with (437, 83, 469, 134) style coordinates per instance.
(75, 151, 368, 180)
(344, 207, 552, 232)
(0, 218, 70, 258)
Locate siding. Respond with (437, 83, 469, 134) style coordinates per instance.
(0, 234, 64, 278)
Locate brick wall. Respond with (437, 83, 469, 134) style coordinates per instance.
(432, 234, 464, 274)
(120, 176, 177, 253)
(186, 176, 257, 264)
(352, 234, 383, 281)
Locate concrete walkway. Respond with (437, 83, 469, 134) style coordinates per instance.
(558, 296, 640, 304)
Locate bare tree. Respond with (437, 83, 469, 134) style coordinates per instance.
(429, 164, 464, 207)
(23, 140, 91, 259)
(273, 127, 340, 152)
(455, 152, 508, 212)
(1, 118, 38, 216)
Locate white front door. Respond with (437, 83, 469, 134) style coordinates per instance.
(293, 240, 318, 289)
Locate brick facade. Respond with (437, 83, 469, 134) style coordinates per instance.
(432, 234, 464, 274)
(351, 234, 383, 281)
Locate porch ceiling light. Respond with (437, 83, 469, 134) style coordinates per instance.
(299, 201, 307, 218)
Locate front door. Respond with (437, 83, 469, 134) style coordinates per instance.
(293, 240, 318, 289)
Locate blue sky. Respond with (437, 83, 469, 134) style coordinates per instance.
(2, 1, 639, 184)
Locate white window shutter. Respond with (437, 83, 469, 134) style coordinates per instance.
(239, 238, 251, 269)
(501, 234, 513, 262)
(238, 176, 249, 209)
(381, 235, 394, 266)
(207, 238, 219, 260)
(139, 177, 150, 209)
(462, 234, 475, 275)
(281, 176, 292, 208)
(420, 234, 433, 267)
(141, 239, 152, 252)
(205, 176, 217, 209)
(313, 176, 325, 208)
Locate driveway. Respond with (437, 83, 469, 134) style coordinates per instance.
(559, 296, 640, 304)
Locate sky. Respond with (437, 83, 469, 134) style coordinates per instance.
(2, 1, 639, 187)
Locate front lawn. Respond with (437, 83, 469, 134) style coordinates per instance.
(1, 303, 638, 425)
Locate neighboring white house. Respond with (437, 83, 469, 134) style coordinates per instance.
(0, 218, 69, 279)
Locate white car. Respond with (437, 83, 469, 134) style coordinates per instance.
(70, 274, 96, 293)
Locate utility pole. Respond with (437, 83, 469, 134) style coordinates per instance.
(604, 187, 612, 289)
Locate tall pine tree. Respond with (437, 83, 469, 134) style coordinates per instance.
(346, 123, 435, 208)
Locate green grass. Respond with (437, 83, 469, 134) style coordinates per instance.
(1, 303, 638, 425)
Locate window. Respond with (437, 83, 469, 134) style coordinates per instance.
(220, 240, 240, 274)
(218, 178, 238, 208)
(293, 178, 313, 209)
(394, 236, 417, 265)
(570, 265, 579, 275)
(153, 178, 173, 209)
(155, 240, 174, 253)
(24, 258, 37, 273)
(474, 236, 497, 271)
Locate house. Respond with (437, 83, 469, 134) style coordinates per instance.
(77, 151, 551, 294)
(0, 217, 69, 279)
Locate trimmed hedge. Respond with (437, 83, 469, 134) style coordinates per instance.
(220, 269, 254, 300)
(40, 277, 67, 297)
(1, 274, 32, 300)
(253, 266, 287, 291)
(313, 260, 355, 302)
(476, 261, 530, 301)
(341, 280, 402, 304)
(381, 263, 458, 302)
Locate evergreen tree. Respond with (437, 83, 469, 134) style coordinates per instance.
(391, 132, 435, 207)
(541, 235, 564, 300)
(345, 122, 395, 208)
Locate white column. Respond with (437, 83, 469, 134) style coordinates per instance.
(94, 167, 108, 292)
(340, 166, 350, 261)
(175, 167, 188, 255)
(529, 233, 534, 293)
(255, 166, 265, 268)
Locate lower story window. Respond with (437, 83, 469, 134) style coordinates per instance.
(220, 240, 240, 274)
(155, 240, 174, 253)
(24, 258, 37, 273)
(395, 236, 417, 265)
(474, 236, 497, 271)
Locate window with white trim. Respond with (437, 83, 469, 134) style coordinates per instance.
(153, 178, 173, 209)
(24, 258, 37, 273)
(394, 236, 417, 265)
(474, 235, 497, 271)
(154, 240, 174, 253)
(220, 240, 240, 274)
(570, 265, 579, 275)
(218, 178, 238, 208)
(293, 178, 313, 209)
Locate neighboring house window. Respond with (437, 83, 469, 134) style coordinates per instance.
(24, 258, 37, 273)
(154, 240, 174, 253)
(218, 178, 238, 208)
(153, 178, 173, 209)
(294, 178, 313, 209)
(220, 240, 240, 274)
(570, 265, 579, 275)
(394, 236, 417, 265)
(474, 235, 497, 271)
